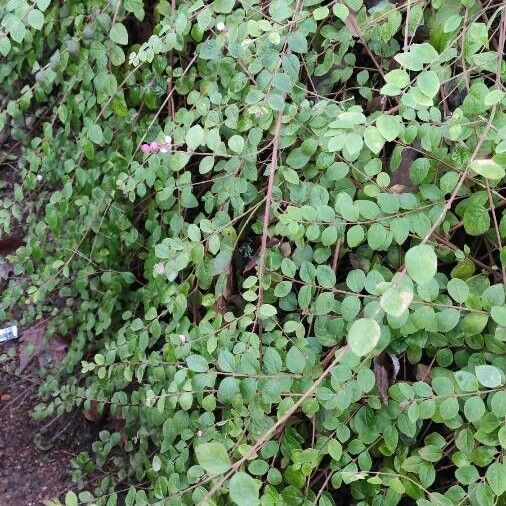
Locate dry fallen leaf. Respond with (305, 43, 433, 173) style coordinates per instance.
(19, 322, 47, 371)
(0, 260, 13, 279)
(374, 352, 400, 405)
(82, 400, 103, 422)
(19, 321, 69, 371)
(415, 363, 432, 382)
(0, 235, 24, 256)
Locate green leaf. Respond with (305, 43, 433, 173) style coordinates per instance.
(347, 318, 381, 357)
(316, 265, 336, 289)
(440, 397, 459, 420)
(364, 126, 385, 154)
(333, 4, 349, 21)
(0, 36, 11, 57)
(274, 280, 292, 297)
(228, 135, 245, 154)
(186, 354, 209, 372)
(484, 89, 504, 107)
(213, 0, 235, 13)
(384, 69, 410, 88)
(463, 396, 485, 422)
(152, 455, 162, 472)
(287, 31, 307, 53)
(27, 9, 44, 30)
(380, 277, 413, 317)
(447, 278, 469, 303)
(286, 148, 310, 169)
(6, 15, 26, 44)
(186, 125, 205, 150)
(454, 371, 478, 392)
(125, 0, 145, 20)
(110, 23, 128, 45)
(269, 0, 292, 22)
(286, 346, 306, 373)
(416, 71, 439, 98)
(464, 203, 490, 236)
(486, 462, 506, 496)
(456, 465, 479, 485)
(88, 124, 104, 145)
(444, 14, 462, 32)
(499, 425, 506, 447)
(229, 472, 260, 506)
(405, 245, 437, 285)
(200, 40, 222, 60)
(321, 225, 338, 246)
(258, 304, 277, 319)
(328, 439, 342, 461)
(475, 365, 503, 388)
(462, 313, 488, 335)
(347, 225, 365, 247)
(491, 306, 506, 326)
(313, 6, 329, 20)
(195, 442, 231, 475)
(36, 0, 51, 11)
(264, 348, 282, 373)
(65, 491, 78, 506)
(470, 159, 505, 180)
(376, 115, 401, 142)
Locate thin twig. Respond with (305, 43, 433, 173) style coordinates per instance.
(255, 111, 284, 312)
(197, 347, 348, 506)
(485, 180, 505, 286)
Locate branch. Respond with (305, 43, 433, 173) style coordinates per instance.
(255, 111, 284, 311)
(197, 346, 348, 506)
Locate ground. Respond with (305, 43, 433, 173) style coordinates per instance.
(0, 345, 96, 506)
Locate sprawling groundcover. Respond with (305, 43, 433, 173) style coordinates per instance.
(1, 0, 505, 504)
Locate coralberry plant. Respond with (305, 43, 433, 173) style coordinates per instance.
(1, 0, 505, 505)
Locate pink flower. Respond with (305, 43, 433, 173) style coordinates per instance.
(140, 137, 172, 155)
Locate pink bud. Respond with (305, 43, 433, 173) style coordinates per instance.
(140, 144, 151, 153)
(150, 142, 159, 151)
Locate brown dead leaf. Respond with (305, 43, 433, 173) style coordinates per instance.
(279, 241, 291, 257)
(107, 415, 128, 447)
(19, 321, 69, 371)
(214, 261, 235, 315)
(415, 363, 432, 382)
(389, 146, 418, 190)
(374, 352, 400, 405)
(373, 353, 390, 405)
(82, 400, 103, 423)
(0, 260, 13, 279)
(242, 238, 282, 274)
(0, 235, 24, 256)
(46, 335, 68, 364)
(390, 184, 409, 194)
(242, 255, 258, 275)
(19, 322, 48, 371)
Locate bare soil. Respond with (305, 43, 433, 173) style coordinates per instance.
(0, 347, 97, 506)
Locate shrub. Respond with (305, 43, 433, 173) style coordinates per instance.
(1, 0, 505, 505)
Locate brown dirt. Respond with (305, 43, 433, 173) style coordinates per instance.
(0, 346, 97, 506)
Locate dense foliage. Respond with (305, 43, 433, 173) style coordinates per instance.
(1, 0, 505, 504)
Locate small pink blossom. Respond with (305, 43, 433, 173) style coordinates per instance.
(140, 137, 172, 155)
